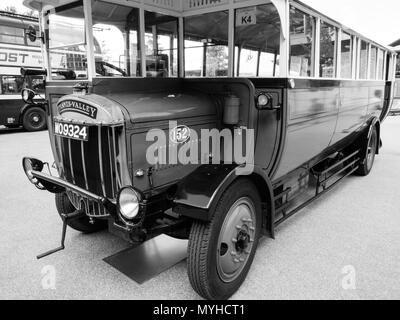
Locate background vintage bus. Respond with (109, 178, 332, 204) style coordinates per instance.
(0, 10, 94, 130)
(0, 10, 48, 131)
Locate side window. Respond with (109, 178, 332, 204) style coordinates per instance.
(30, 76, 45, 92)
(396, 53, 400, 78)
(0, 25, 25, 45)
(340, 32, 352, 79)
(369, 46, 377, 80)
(145, 11, 179, 78)
(234, 4, 281, 77)
(0, 76, 24, 95)
(359, 40, 369, 79)
(377, 49, 385, 80)
(91, 1, 140, 77)
(184, 11, 229, 77)
(48, 2, 87, 79)
(319, 21, 336, 78)
(289, 7, 315, 77)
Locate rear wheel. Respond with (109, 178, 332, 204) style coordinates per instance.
(22, 107, 47, 132)
(55, 192, 107, 233)
(356, 126, 378, 176)
(187, 179, 262, 300)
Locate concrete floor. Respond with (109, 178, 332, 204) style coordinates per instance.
(0, 118, 400, 300)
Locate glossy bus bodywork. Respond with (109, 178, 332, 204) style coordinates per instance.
(20, 0, 398, 300)
(23, 0, 396, 248)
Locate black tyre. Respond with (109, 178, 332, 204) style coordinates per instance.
(356, 126, 378, 176)
(55, 192, 107, 233)
(187, 179, 262, 300)
(22, 107, 47, 132)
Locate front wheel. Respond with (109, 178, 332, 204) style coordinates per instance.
(187, 179, 262, 300)
(356, 126, 378, 176)
(22, 107, 47, 132)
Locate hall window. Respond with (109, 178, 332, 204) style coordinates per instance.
(319, 21, 336, 78)
(184, 11, 229, 77)
(359, 40, 369, 79)
(289, 6, 315, 77)
(234, 4, 281, 77)
(340, 32, 352, 79)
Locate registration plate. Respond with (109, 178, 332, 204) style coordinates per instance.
(54, 121, 89, 141)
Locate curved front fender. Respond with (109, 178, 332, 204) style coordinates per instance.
(173, 164, 274, 228)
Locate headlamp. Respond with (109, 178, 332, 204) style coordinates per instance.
(21, 88, 36, 104)
(117, 187, 142, 221)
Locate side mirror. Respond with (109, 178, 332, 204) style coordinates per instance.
(26, 25, 37, 43)
(22, 157, 46, 190)
(22, 88, 37, 105)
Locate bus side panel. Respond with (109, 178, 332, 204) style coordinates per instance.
(0, 96, 23, 126)
(273, 79, 339, 180)
(330, 81, 369, 145)
(367, 81, 386, 120)
(331, 81, 385, 145)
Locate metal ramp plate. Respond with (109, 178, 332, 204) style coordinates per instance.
(103, 234, 188, 284)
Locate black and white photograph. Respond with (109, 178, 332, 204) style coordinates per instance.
(1, 0, 400, 305)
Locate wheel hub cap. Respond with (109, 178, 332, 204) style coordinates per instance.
(216, 197, 256, 283)
(235, 230, 250, 253)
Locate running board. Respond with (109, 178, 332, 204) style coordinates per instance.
(274, 150, 360, 227)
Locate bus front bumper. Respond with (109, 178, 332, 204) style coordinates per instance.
(22, 156, 117, 217)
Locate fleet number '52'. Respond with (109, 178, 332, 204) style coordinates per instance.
(54, 122, 89, 141)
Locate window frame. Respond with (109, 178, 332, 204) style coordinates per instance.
(288, 5, 317, 78)
(369, 44, 378, 80)
(233, 3, 281, 78)
(318, 20, 337, 78)
(358, 39, 369, 80)
(338, 30, 353, 79)
(183, 9, 230, 78)
(41, 0, 391, 81)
